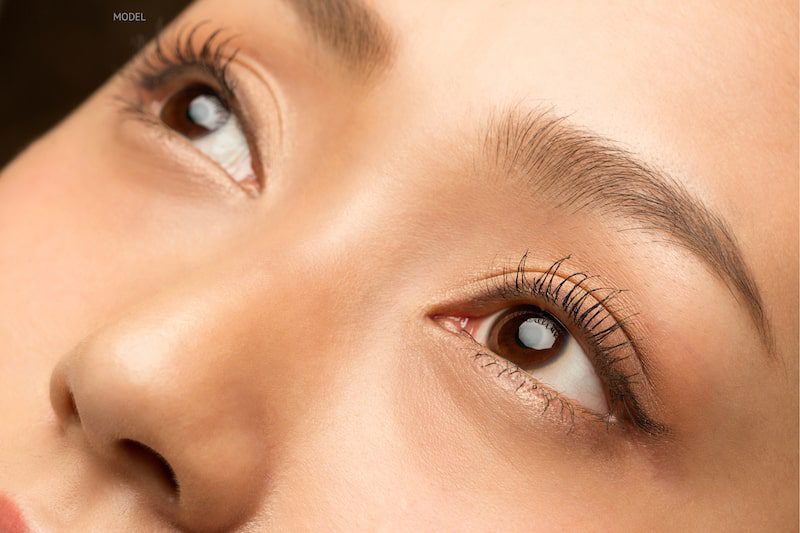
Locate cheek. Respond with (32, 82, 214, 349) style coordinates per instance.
(383, 331, 661, 529)
(0, 112, 241, 361)
(0, 127, 112, 358)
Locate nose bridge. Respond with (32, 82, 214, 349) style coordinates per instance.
(49, 259, 290, 529)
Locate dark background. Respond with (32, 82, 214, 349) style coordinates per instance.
(0, 0, 191, 166)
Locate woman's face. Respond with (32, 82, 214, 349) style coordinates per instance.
(0, 0, 796, 530)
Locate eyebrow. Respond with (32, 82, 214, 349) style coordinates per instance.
(483, 108, 774, 353)
(280, 0, 394, 75)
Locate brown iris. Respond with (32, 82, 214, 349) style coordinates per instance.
(486, 306, 566, 370)
(159, 83, 226, 140)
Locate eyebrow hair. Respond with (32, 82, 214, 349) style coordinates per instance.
(281, 0, 394, 75)
(483, 107, 774, 353)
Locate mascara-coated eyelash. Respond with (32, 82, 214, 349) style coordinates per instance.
(134, 21, 240, 99)
(437, 253, 668, 437)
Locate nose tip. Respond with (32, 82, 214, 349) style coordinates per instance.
(48, 323, 268, 530)
(49, 355, 182, 501)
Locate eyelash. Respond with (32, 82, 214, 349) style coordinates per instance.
(116, 22, 240, 122)
(457, 253, 666, 437)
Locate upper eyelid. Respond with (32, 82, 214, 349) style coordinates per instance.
(122, 22, 290, 190)
(483, 258, 648, 379)
(461, 255, 641, 350)
(148, 22, 239, 80)
(137, 34, 236, 88)
(429, 259, 635, 371)
(468, 306, 562, 344)
(129, 22, 285, 136)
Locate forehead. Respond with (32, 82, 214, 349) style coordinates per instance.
(373, 0, 794, 181)
(362, 0, 797, 340)
(239, 0, 794, 218)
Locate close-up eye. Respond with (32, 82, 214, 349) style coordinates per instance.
(469, 305, 608, 415)
(157, 82, 256, 189)
(431, 257, 664, 433)
(113, 24, 266, 195)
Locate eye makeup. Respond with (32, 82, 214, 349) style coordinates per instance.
(433, 253, 669, 437)
(134, 22, 241, 98)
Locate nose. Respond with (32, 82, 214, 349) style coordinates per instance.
(48, 282, 272, 530)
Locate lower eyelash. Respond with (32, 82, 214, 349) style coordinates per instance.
(469, 349, 606, 433)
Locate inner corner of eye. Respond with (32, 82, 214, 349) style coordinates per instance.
(434, 315, 473, 335)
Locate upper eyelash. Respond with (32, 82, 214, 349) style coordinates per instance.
(127, 22, 240, 102)
(481, 252, 668, 437)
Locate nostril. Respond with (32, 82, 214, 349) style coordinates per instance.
(49, 364, 82, 426)
(67, 392, 81, 424)
(118, 439, 180, 496)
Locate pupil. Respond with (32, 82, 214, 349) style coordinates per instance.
(487, 307, 565, 369)
(187, 97, 212, 125)
(186, 94, 227, 131)
(517, 318, 556, 350)
(160, 84, 225, 140)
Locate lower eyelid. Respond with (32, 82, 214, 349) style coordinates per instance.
(452, 328, 614, 430)
(471, 350, 540, 396)
(109, 101, 253, 199)
(430, 298, 639, 426)
(122, 75, 261, 192)
(113, 61, 283, 198)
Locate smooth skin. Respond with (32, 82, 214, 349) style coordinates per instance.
(0, 0, 797, 531)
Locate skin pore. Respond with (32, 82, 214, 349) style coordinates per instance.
(0, 0, 797, 530)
